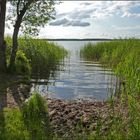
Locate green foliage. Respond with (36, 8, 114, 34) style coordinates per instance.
(116, 49, 140, 95)
(7, 49, 31, 75)
(15, 50, 31, 75)
(81, 39, 140, 95)
(80, 39, 140, 140)
(0, 108, 29, 140)
(7, 0, 57, 36)
(20, 38, 67, 77)
(5, 37, 67, 77)
(22, 93, 51, 139)
(0, 93, 51, 140)
(128, 96, 140, 140)
(5, 36, 12, 60)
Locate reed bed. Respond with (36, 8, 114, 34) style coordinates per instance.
(80, 39, 140, 95)
(1, 39, 139, 139)
(80, 39, 140, 139)
(6, 37, 67, 77)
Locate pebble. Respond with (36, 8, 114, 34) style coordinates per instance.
(46, 98, 127, 137)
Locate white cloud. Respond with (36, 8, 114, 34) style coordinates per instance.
(5, 1, 140, 39)
(53, 1, 140, 23)
(122, 11, 140, 18)
(49, 18, 90, 27)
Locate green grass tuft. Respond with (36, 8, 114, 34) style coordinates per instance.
(0, 93, 51, 140)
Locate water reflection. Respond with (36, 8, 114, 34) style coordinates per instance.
(31, 41, 116, 101)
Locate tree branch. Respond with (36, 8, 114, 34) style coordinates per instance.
(16, 0, 21, 16)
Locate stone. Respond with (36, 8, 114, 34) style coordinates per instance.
(46, 96, 128, 137)
(49, 110, 57, 117)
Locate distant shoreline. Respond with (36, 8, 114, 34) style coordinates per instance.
(45, 38, 113, 41)
(37, 38, 140, 41)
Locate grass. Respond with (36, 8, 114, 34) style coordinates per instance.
(80, 39, 140, 139)
(0, 93, 51, 140)
(1, 39, 139, 139)
(80, 39, 140, 95)
(5, 36, 67, 77)
(0, 108, 29, 140)
(0, 37, 67, 139)
(22, 93, 51, 140)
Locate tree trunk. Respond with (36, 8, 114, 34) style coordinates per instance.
(9, 1, 32, 68)
(9, 19, 21, 67)
(0, 0, 7, 72)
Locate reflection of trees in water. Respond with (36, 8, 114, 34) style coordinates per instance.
(31, 57, 66, 82)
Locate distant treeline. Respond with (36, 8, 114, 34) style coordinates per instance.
(45, 38, 113, 41)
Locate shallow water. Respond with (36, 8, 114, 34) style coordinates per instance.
(31, 41, 117, 101)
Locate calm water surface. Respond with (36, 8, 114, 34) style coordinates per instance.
(31, 41, 116, 101)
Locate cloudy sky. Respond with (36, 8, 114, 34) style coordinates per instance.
(6, 1, 140, 39)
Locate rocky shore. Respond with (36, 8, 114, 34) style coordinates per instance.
(0, 78, 128, 138)
(46, 97, 128, 137)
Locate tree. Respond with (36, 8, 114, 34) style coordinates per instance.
(8, 0, 56, 68)
(0, 0, 7, 72)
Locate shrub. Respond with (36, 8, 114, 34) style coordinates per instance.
(15, 50, 31, 75)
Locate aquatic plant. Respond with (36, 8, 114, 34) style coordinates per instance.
(5, 37, 67, 77)
(80, 39, 140, 139)
(80, 39, 140, 95)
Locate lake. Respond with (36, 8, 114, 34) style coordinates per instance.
(31, 41, 117, 101)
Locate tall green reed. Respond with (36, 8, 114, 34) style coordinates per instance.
(5, 37, 67, 77)
(80, 39, 140, 95)
(80, 39, 140, 139)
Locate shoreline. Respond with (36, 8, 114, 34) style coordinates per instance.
(45, 97, 128, 137)
(0, 83, 128, 138)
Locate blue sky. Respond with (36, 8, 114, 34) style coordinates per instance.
(5, 1, 140, 39)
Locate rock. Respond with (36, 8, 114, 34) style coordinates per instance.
(83, 116, 89, 123)
(82, 115, 89, 127)
(68, 111, 77, 120)
(75, 116, 81, 122)
(49, 110, 57, 117)
(46, 96, 127, 137)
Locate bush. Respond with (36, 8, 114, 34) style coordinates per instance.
(15, 50, 31, 75)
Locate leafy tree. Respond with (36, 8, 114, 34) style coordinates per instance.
(7, 0, 56, 68)
(0, 0, 7, 72)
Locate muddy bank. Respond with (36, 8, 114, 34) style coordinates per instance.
(46, 97, 128, 137)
